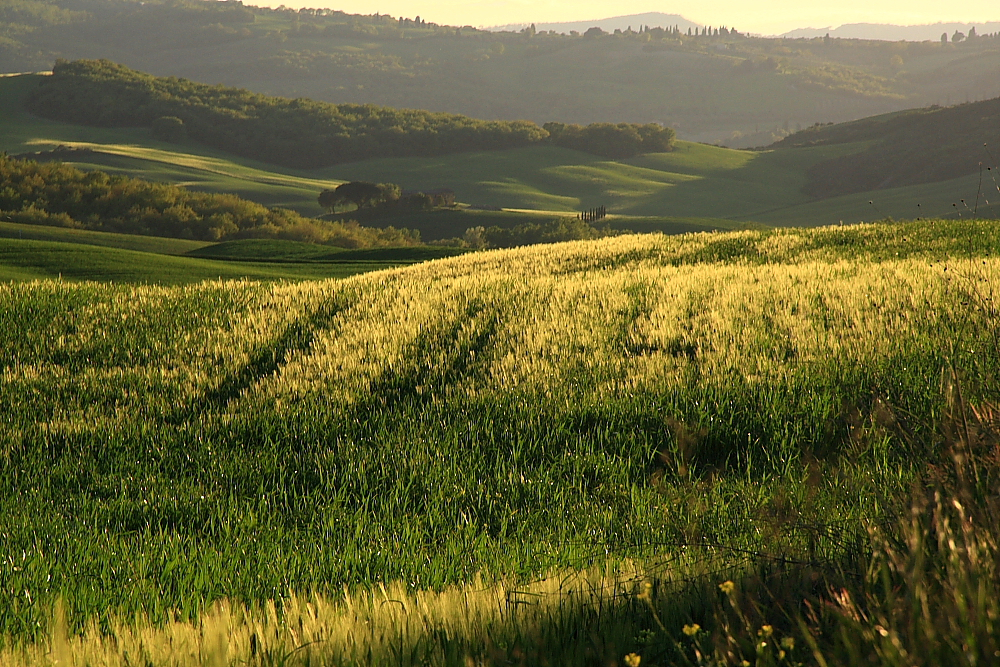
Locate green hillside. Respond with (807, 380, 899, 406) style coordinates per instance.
(0, 221, 427, 284)
(26, 59, 550, 168)
(771, 96, 1000, 196)
(186, 238, 467, 262)
(0, 73, 342, 216)
(2, 220, 1000, 663)
(321, 141, 851, 216)
(0, 236, 407, 283)
(326, 140, 998, 231)
(4, 70, 997, 243)
(2, 71, 798, 229)
(0, 220, 209, 254)
(3, 0, 1000, 145)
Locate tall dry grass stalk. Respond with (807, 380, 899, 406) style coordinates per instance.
(812, 373, 1000, 666)
(1, 562, 712, 666)
(685, 372, 1000, 667)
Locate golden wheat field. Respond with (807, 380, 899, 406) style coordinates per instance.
(3, 221, 1000, 665)
(14, 226, 986, 421)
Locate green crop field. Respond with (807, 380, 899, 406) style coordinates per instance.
(0, 221, 210, 255)
(186, 239, 467, 263)
(2, 218, 1000, 664)
(0, 223, 423, 284)
(0, 238, 410, 283)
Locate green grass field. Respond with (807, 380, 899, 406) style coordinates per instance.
(0, 238, 408, 283)
(2, 219, 1000, 664)
(0, 221, 210, 255)
(187, 238, 468, 262)
(316, 141, 860, 219)
(0, 223, 424, 284)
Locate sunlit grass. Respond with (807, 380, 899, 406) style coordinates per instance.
(2, 219, 999, 663)
(1, 564, 720, 667)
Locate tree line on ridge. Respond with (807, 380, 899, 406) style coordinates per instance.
(26, 60, 676, 168)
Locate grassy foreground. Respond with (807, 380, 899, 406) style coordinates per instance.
(2, 219, 1000, 663)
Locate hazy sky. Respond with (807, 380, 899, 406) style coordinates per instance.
(258, 0, 1000, 35)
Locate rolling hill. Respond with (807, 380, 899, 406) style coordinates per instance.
(25, 59, 551, 169)
(770, 96, 1000, 197)
(0, 222, 424, 283)
(3, 0, 1000, 145)
(782, 22, 1000, 41)
(0, 72, 343, 216)
(3, 68, 999, 247)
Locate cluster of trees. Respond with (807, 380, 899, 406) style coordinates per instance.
(460, 218, 619, 249)
(543, 122, 676, 158)
(320, 182, 396, 211)
(27, 60, 549, 168)
(0, 156, 420, 247)
(685, 25, 740, 37)
(941, 27, 1000, 43)
(319, 182, 456, 213)
(576, 25, 739, 39)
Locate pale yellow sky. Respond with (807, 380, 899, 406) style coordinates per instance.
(257, 0, 999, 35)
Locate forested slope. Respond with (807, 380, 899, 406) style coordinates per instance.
(26, 60, 675, 167)
(26, 60, 547, 168)
(4, 0, 1000, 145)
(771, 96, 1000, 197)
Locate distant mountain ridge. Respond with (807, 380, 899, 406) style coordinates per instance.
(488, 14, 1000, 41)
(781, 22, 1000, 41)
(488, 12, 703, 34)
